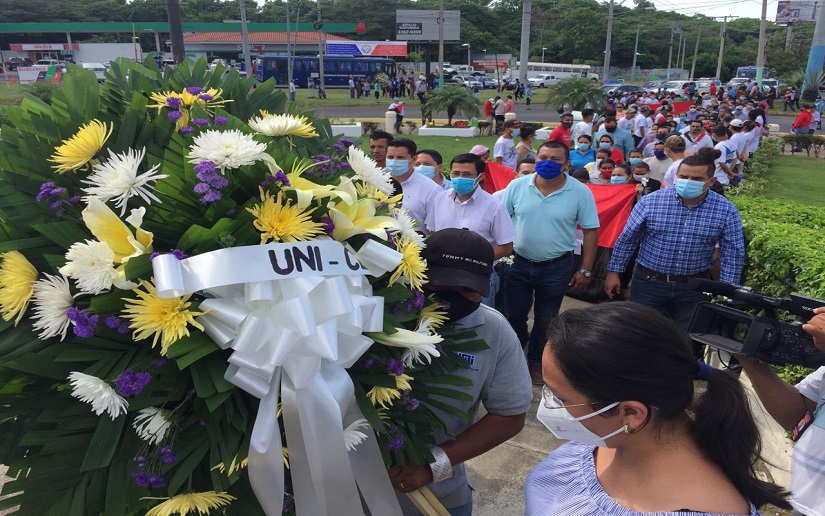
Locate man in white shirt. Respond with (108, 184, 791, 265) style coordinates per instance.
(617, 107, 636, 133)
(414, 149, 451, 191)
(493, 96, 505, 134)
(571, 109, 595, 143)
(384, 138, 441, 229)
(642, 139, 672, 183)
(711, 125, 737, 194)
(633, 106, 653, 146)
(727, 119, 750, 171)
(493, 120, 520, 170)
(683, 119, 714, 155)
(289, 80, 296, 102)
(427, 153, 516, 307)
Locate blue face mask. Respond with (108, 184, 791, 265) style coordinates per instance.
(385, 159, 410, 177)
(577, 143, 591, 152)
(415, 165, 436, 179)
(451, 176, 479, 195)
(654, 150, 667, 160)
(675, 178, 707, 199)
(610, 175, 628, 184)
(599, 142, 611, 149)
(535, 159, 563, 180)
(512, 128, 521, 137)
(628, 157, 642, 165)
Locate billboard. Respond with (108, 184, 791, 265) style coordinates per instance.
(776, 1, 817, 23)
(396, 10, 460, 42)
(326, 41, 407, 57)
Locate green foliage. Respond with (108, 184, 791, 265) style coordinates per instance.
(21, 82, 61, 105)
(543, 77, 606, 111)
(421, 85, 479, 127)
(802, 69, 825, 102)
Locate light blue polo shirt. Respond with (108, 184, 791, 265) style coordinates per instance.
(502, 174, 599, 261)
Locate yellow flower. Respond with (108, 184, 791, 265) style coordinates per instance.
(419, 298, 448, 330)
(327, 197, 400, 241)
(395, 373, 413, 391)
(49, 120, 113, 173)
(147, 89, 231, 130)
(82, 198, 153, 263)
(388, 237, 427, 291)
(246, 187, 324, 244)
(210, 455, 249, 476)
(0, 251, 38, 325)
(122, 280, 206, 356)
(367, 385, 401, 409)
(248, 111, 319, 142)
(286, 162, 354, 208)
(143, 491, 236, 516)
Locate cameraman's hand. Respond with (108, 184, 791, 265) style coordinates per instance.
(803, 306, 825, 352)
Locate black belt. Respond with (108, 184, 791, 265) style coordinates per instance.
(635, 264, 711, 283)
(514, 251, 572, 266)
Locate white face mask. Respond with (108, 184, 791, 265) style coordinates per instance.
(536, 386, 625, 447)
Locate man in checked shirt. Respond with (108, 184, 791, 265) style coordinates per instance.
(604, 147, 745, 331)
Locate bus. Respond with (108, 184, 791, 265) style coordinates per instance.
(733, 66, 776, 81)
(515, 62, 598, 80)
(255, 55, 396, 87)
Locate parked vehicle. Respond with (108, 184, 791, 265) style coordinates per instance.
(641, 81, 663, 93)
(528, 73, 560, 88)
(4, 57, 33, 70)
(659, 80, 696, 93)
(81, 62, 107, 82)
(600, 84, 644, 96)
(479, 77, 499, 89)
(727, 77, 750, 88)
(695, 79, 722, 94)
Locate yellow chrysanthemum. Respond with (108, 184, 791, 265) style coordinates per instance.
(122, 280, 206, 356)
(388, 237, 427, 292)
(143, 491, 236, 516)
(210, 455, 249, 476)
(395, 373, 413, 391)
(49, 120, 113, 173)
(367, 385, 402, 409)
(246, 187, 324, 244)
(0, 251, 38, 325)
(147, 89, 231, 130)
(419, 298, 448, 330)
(248, 111, 319, 143)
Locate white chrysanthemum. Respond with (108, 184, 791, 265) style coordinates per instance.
(68, 371, 128, 420)
(187, 129, 269, 173)
(59, 240, 119, 294)
(133, 407, 172, 446)
(347, 145, 393, 195)
(31, 273, 74, 340)
(390, 208, 425, 248)
(248, 112, 318, 139)
(81, 147, 167, 216)
(343, 418, 370, 452)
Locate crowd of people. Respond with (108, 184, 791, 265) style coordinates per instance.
(362, 74, 823, 515)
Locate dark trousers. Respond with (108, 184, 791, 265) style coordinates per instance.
(630, 268, 709, 331)
(504, 255, 574, 366)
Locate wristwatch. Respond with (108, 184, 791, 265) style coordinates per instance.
(578, 268, 592, 277)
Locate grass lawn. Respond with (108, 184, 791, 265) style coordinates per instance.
(761, 155, 825, 207)
(356, 134, 500, 162)
(0, 83, 23, 107)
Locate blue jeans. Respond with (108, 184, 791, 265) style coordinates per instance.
(504, 255, 574, 366)
(481, 271, 500, 309)
(448, 501, 473, 516)
(629, 269, 709, 331)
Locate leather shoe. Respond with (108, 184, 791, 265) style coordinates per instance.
(529, 364, 543, 386)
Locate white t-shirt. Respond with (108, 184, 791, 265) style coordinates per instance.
(729, 132, 750, 160)
(792, 367, 825, 516)
(617, 116, 634, 132)
(663, 158, 684, 189)
(494, 136, 517, 170)
(643, 155, 671, 183)
(713, 140, 737, 185)
(571, 121, 592, 142)
(684, 131, 714, 155)
(746, 131, 760, 154)
(634, 114, 651, 138)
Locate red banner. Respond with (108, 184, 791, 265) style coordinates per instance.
(645, 100, 694, 115)
(586, 184, 636, 248)
(483, 162, 515, 194)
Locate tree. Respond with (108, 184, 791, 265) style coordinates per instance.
(544, 77, 606, 111)
(421, 85, 479, 126)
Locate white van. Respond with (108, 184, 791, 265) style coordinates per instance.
(528, 73, 560, 88)
(81, 62, 107, 82)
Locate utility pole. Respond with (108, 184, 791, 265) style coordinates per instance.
(166, 0, 185, 64)
(316, 1, 325, 91)
(689, 28, 701, 81)
(518, 0, 532, 86)
(785, 24, 794, 51)
(804, 0, 825, 91)
(676, 30, 684, 78)
(715, 16, 737, 80)
(239, 0, 252, 77)
(666, 22, 676, 80)
(680, 34, 687, 75)
(286, 0, 293, 86)
(437, 0, 444, 87)
(630, 24, 640, 83)
(602, 0, 614, 83)
(756, 0, 768, 85)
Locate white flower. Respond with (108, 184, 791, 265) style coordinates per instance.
(248, 112, 318, 139)
(68, 371, 128, 420)
(59, 240, 124, 294)
(31, 273, 74, 340)
(133, 407, 172, 445)
(390, 208, 425, 248)
(370, 317, 443, 369)
(187, 129, 269, 173)
(401, 317, 443, 368)
(81, 148, 167, 216)
(343, 418, 370, 452)
(347, 145, 393, 195)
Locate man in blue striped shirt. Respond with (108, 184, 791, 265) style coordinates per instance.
(605, 150, 745, 330)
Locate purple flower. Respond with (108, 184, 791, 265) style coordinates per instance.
(180, 126, 194, 133)
(67, 309, 99, 338)
(214, 116, 227, 125)
(197, 93, 213, 101)
(387, 433, 404, 452)
(387, 359, 405, 376)
(274, 171, 290, 186)
(283, 494, 295, 512)
(411, 290, 425, 309)
(158, 445, 176, 464)
(360, 357, 376, 369)
(168, 110, 183, 121)
(194, 160, 217, 180)
(171, 249, 188, 260)
(199, 190, 222, 204)
(194, 182, 211, 194)
(67, 195, 82, 203)
(192, 118, 209, 126)
(198, 417, 206, 426)
(320, 216, 335, 236)
(338, 138, 355, 147)
(117, 320, 131, 334)
(114, 369, 152, 397)
(166, 97, 182, 109)
(66, 307, 80, 321)
(104, 315, 120, 329)
(153, 358, 169, 367)
(132, 471, 151, 487)
(186, 86, 204, 95)
(332, 143, 347, 153)
(401, 390, 420, 411)
(208, 175, 228, 189)
(434, 343, 443, 353)
(147, 474, 166, 488)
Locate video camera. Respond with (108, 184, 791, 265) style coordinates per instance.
(687, 279, 825, 368)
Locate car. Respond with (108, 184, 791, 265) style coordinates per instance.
(695, 79, 722, 94)
(4, 57, 33, 70)
(81, 62, 107, 82)
(657, 80, 696, 93)
(479, 77, 499, 89)
(600, 84, 644, 96)
(641, 81, 663, 93)
(528, 73, 560, 88)
(727, 77, 750, 88)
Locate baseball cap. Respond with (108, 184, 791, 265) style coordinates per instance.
(489, 98, 495, 103)
(393, 97, 400, 101)
(469, 145, 489, 156)
(503, 119, 521, 129)
(729, 119, 744, 127)
(422, 229, 494, 296)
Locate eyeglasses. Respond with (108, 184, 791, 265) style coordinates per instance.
(541, 385, 601, 410)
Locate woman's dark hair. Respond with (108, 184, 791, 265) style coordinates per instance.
(613, 164, 631, 176)
(628, 148, 644, 157)
(597, 158, 616, 168)
(576, 134, 593, 143)
(632, 161, 650, 171)
(679, 147, 721, 178)
(545, 303, 790, 510)
(571, 168, 590, 181)
(598, 134, 614, 144)
(520, 126, 536, 140)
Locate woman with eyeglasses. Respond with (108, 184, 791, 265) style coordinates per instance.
(525, 303, 790, 516)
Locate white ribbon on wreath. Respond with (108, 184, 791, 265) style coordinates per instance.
(153, 239, 404, 516)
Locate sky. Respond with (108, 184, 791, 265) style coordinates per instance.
(651, 0, 776, 21)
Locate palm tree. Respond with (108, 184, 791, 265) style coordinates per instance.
(801, 69, 825, 103)
(421, 85, 479, 126)
(543, 77, 607, 112)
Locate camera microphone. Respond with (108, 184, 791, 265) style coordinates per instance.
(687, 278, 784, 307)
